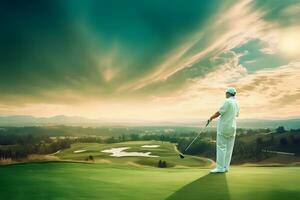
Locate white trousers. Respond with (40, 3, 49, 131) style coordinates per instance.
(216, 133, 236, 170)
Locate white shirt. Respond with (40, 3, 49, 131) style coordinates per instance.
(217, 96, 240, 137)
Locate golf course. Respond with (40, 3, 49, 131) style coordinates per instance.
(1, 141, 300, 200)
(55, 141, 213, 168)
(1, 0, 300, 199)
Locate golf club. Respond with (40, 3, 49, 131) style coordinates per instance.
(179, 120, 210, 159)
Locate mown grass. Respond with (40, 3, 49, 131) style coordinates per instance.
(0, 162, 300, 200)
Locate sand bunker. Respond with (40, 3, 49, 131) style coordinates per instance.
(73, 150, 87, 153)
(101, 147, 159, 157)
(141, 145, 160, 148)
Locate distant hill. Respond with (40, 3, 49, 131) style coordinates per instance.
(0, 115, 299, 129)
(237, 118, 300, 129)
(0, 115, 99, 126)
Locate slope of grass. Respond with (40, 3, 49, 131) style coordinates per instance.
(0, 162, 203, 200)
(0, 162, 300, 200)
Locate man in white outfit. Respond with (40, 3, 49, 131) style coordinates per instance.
(208, 87, 240, 173)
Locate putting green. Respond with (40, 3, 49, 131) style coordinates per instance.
(0, 162, 299, 200)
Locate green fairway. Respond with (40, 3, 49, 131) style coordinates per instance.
(56, 141, 213, 168)
(1, 162, 300, 200)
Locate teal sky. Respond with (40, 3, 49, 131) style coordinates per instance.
(0, 0, 300, 121)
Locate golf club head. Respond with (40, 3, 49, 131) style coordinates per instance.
(179, 154, 185, 159)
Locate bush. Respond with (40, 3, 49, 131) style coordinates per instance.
(87, 155, 94, 161)
(157, 159, 167, 168)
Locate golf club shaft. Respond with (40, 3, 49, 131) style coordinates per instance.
(184, 120, 210, 152)
(184, 132, 202, 152)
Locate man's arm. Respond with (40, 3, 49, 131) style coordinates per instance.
(209, 111, 221, 122)
(208, 100, 228, 122)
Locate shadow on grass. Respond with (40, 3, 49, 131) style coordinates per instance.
(166, 173, 230, 200)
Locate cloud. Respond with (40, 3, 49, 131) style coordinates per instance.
(0, 0, 220, 101)
(146, 56, 300, 119)
(117, 0, 269, 92)
(233, 62, 300, 117)
(0, 0, 300, 120)
(260, 48, 276, 55)
(251, 0, 300, 27)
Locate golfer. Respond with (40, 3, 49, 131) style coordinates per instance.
(208, 87, 240, 173)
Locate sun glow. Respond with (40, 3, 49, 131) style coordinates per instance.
(278, 27, 300, 57)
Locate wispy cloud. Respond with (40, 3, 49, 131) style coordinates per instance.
(0, 0, 300, 120)
(118, 0, 265, 92)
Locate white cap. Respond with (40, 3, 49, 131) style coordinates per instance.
(226, 87, 237, 95)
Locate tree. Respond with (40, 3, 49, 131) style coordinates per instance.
(280, 138, 288, 146)
(130, 134, 140, 141)
(160, 135, 164, 143)
(158, 160, 162, 168)
(276, 126, 286, 134)
(162, 161, 167, 168)
(105, 137, 116, 143)
(88, 155, 94, 161)
(266, 135, 275, 146)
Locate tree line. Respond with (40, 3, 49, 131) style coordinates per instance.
(1, 126, 299, 163)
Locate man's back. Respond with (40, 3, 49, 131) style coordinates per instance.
(217, 96, 239, 137)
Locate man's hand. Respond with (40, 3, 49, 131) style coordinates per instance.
(206, 119, 211, 127)
(205, 111, 220, 127)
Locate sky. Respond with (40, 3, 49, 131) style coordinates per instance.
(0, 0, 300, 122)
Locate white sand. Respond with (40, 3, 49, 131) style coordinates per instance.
(141, 145, 160, 148)
(73, 150, 87, 153)
(101, 147, 159, 157)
